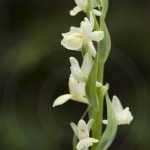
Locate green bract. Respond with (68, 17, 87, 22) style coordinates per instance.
(85, 56, 99, 109)
(96, 94, 117, 150)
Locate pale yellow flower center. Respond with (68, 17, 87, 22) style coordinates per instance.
(74, 34, 84, 40)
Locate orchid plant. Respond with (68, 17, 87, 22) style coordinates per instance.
(53, 0, 133, 149)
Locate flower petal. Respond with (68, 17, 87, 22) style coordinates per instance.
(91, 31, 104, 42)
(93, 9, 101, 16)
(112, 96, 124, 114)
(96, 81, 102, 87)
(75, 0, 86, 8)
(70, 26, 82, 33)
(81, 53, 93, 76)
(69, 76, 87, 104)
(117, 107, 133, 125)
(53, 94, 72, 107)
(76, 138, 99, 150)
(70, 6, 82, 16)
(70, 122, 79, 138)
(69, 76, 80, 95)
(78, 82, 86, 96)
(81, 18, 92, 39)
(78, 120, 89, 140)
(70, 57, 84, 82)
(87, 41, 96, 57)
(102, 119, 108, 125)
(76, 96, 88, 104)
(87, 119, 94, 132)
(90, 11, 94, 30)
(61, 31, 83, 50)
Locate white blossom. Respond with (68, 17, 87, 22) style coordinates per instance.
(61, 12, 104, 57)
(69, 53, 102, 87)
(70, 0, 101, 16)
(103, 96, 133, 125)
(70, 119, 99, 150)
(53, 76, 87, 107)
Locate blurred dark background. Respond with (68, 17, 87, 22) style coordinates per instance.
(0, 0, 150, 149)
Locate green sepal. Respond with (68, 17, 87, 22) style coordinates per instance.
(96, 94, 117, 150)
(85, 55, 99, 110)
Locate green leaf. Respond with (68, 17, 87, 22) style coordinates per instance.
(96, 94, 117, 150)
(97, 0, 111, 62)
(98, 21, 111, 63)
(101, 0, 109, 19)
(103, 22, 111, 62)
(85, 56, 99, 110)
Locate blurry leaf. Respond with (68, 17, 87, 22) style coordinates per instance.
(96, 94, 117, 150)
(101, 0, 109, 19)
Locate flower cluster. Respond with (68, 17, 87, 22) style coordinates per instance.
(53, 11, 103, 109)
(53, 0, 133, 149)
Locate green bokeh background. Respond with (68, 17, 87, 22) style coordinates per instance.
(0, 0, 149, 150)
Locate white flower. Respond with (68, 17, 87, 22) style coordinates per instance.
(70, 119, 99, 150)
(53, 76, 88, 107)
(69, 53, 102, 87)
(103, 96, 133, 125)
(61, 12, 104, 57)
(70, 0, 101, 16)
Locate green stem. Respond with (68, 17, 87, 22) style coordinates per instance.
(97, 62, 104, 137)
(92, 62, 104, 150)
(81, 106, 90, 119)
(73, 134, 77, 150)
